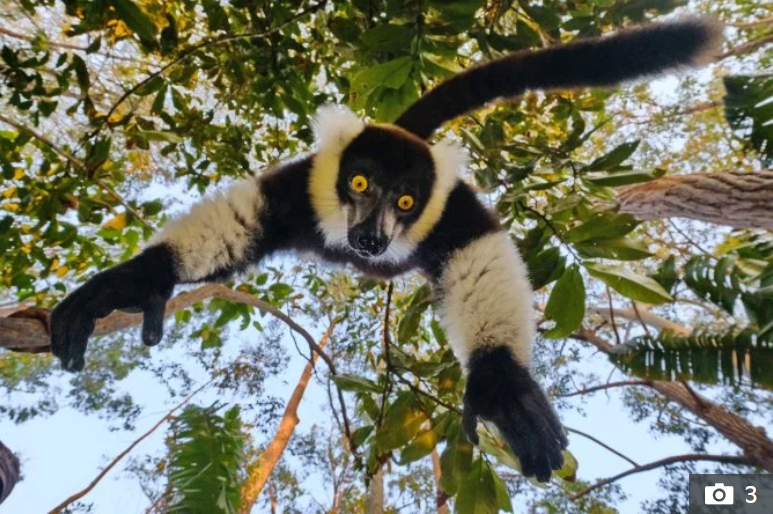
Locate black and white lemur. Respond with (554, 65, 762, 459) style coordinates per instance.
(50, 18, 722, 482)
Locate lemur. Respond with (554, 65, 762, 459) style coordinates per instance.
(49, 18, 722, 482)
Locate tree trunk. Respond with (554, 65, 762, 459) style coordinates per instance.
(239, 324, 334, 513)
(431, 449, 450, 514)
(0, 441, 20, 505)
(618, 170, 773, 230)
(367, 466, 384, 514)
(577, 329, 773, 472)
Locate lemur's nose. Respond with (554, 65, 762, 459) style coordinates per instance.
(356, 235, 384, 256)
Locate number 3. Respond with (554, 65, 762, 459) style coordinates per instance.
(746, 486, 757, 503)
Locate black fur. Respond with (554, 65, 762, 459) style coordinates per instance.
(396, 18, 721, 139)
(50, 244, 177, 371)
(463, 346, 568, 482)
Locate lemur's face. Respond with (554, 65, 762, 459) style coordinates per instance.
(336, 127, 434, 258)
(309, 105, 463, 263)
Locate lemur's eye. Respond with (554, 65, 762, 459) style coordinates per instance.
(397, 195, 415, 211)
(351, 175, 368, 193)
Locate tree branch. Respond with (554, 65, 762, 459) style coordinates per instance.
(569, 453, 752, 500)
(564, 427, 639, 467)
(586, 305, 691, 336)
(48, 380, 212, 513)
(618, 170, 773, 230)
(0, 284, 356, 456)
(557, 380, 651, 398)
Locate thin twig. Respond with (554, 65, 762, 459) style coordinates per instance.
(569, 453, 752, 500)
(605, 286, 622, 346)
(557, 380, 651, 398)
(717, 34, 773, 60)
(48, 380, 213, 513)
(564, 427, 639, 467)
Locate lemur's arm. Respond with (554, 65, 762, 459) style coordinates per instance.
(418, 184, 567, 482)
(49, 161, 306, 372)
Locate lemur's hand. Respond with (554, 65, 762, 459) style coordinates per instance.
(461, 346, 568, 483)
(50, 245, 176, 372)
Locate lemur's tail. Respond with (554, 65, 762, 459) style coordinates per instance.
(395, 17, 723, 140)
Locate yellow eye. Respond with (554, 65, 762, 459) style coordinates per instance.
(351, 175, 368, 193)
(397, 195, 414, 211)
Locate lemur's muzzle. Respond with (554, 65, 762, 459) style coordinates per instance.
(348, 205, 390, 257)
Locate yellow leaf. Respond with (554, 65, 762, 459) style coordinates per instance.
(13, 168, 24, 180)
(103, 213, 127, 230)
(1, 187, 16, 199)
(21, 243, 31, 254)
(56, 266, 70, 278)
(1, 204, 19, 212)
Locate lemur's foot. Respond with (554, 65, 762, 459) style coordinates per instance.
(50, 245, 176, 372)
(462, 346, 568, 483)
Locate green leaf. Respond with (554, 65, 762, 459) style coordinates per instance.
(352, 425, 374, 447)
(400, 428, 437, 464)
(375, 392, 428, 451)
(360, 24, 413, 53)
(724, 75, 773, 165)
(584, 169, 663, 187)
(575, 238, 653, 261)
(610, 328, 773, 389)
(455, 458, 501, 514)
(585, 262, 673, 304)
(137, 130, 184, 144)
(134, 76, 165, 96)
(584, 140, 640, 171)
(111, 0, 158, 41)
(398, 284, 432, 344)
(440, 420, 473, 495)
(332, 374, 382, 394)
(554, 450, 579, 482)
(564, 213, 638, 244)
(350, 56, 413, 109)
(544, 265, 585, 338)
(526, 246, 565, 290)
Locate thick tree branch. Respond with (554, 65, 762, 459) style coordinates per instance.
(618, 170, 773, 230)
(570, 453, 752, 500)
(239, 322, 335, 513)
(48, 380, 212, 513)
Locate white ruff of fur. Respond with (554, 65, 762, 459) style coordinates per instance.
(405, 140, 466, 244)
(308, 105, 364, 249)
(150, 176, 264, 281)
(437, 231, 535, 368)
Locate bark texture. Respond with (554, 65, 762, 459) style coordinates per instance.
(367, 466, 385, 514)
(577, 329, 773, 472)
(618, 170, 773, 230)
(239, 326, 333, 513)
(0, 441, 20, 506)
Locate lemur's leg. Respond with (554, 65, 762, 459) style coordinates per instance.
(50, 175, 267, 372)
(435, 230, 568, 482)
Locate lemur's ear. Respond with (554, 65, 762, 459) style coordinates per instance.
(312, 105, 364, 153)
(431, 140, 467, 190)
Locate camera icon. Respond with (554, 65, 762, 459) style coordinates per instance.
(704, 483, 734, 505)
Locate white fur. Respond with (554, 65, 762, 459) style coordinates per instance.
(151, 176, 264, 281)
(309, 105, 365, 248)
(405, 140, 466, 244)
(436, 231, 535, 368)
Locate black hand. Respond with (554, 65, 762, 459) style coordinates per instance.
(50, 245, 177, 372)
(462, 346, 568, 483)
